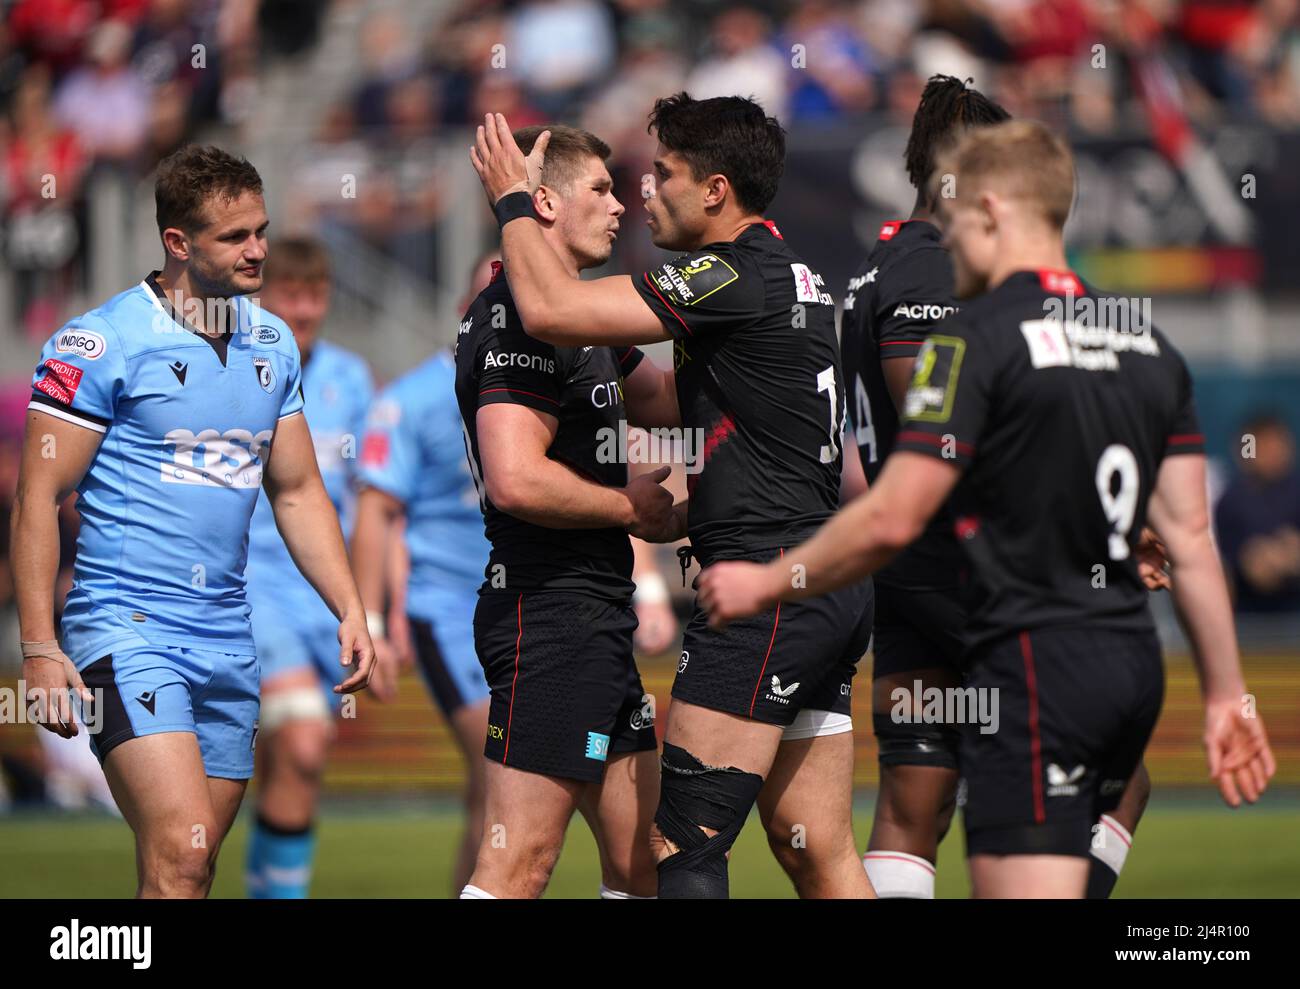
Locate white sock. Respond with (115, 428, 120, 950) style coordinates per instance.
(863, 850, 936, 898)
(459, 884, 497, 899)
(599, 884, 655, 900)
(1091, 814, 1132, 875)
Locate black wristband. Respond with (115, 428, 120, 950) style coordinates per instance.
(494, 190, 536, 228)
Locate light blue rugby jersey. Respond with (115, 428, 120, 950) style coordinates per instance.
(358, 352, 488, 618)
(245, 340, 372, 625)
(29, 272, 304, 665)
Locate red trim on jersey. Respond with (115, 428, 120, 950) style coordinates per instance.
(1166, 433, 1204, 446)
(504, 594, 523, 764)
(642, 272, 693, 336)
(1101, 816, 1132, 848)
(862, 852, 937, 876)
(896, 429, 975, 458)
(1036, 269, 1084, 295)
(1020, 631, 1046, 825)
(880, 340, 925, 347)
(479, 387, 560, 406)
(762, 219, 783, 239)
(878, 221, 905, 241)
(748, 549, 784, 717)
(489, 260, 504, 283)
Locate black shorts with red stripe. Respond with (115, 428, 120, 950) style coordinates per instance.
(675, 553, 874, 727)
(473, 591, 656, 783)
(960, 625, 1163, 857)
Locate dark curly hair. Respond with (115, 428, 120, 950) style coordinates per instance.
(904, 75, 1010, 191)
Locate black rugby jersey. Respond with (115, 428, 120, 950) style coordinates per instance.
(455, 267, 644, 600)
(841, 219, 964, 589)
(634, 220, 845, 562)
(894, 268, 1204, 647)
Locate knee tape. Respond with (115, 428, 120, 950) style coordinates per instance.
(873, 712, 960, 770)
(654, 742, 763, 899)
(260, 686, 330, 733)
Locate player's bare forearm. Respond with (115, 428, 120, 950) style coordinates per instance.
(502, 231, 667, 346)
(1148, 454, 1245, 699)
(1165, 530, 1245, 699)
(781, 452, 955, 600)
(489, 453, 633, 529)
(350, 487, 403, 615)
(840, 437, 868, 502)
(700, 452, 956, 624)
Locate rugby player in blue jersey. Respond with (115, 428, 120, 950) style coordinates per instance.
(350, 250, 496, 896)
(10, 146, 375, 898)
(243, 237, 377, 898)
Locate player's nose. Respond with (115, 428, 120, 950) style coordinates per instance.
(611, 196, 625, 218)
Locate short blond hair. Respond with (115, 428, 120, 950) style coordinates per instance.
(938, 120, 1075, 228)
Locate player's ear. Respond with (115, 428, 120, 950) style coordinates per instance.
(703, 173, 728, 210)
(162, 226, 190, 262)
(532, 185, 559, 223)
(978, 190, 999, 234)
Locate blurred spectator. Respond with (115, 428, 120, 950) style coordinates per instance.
(3, 65, 85, 337)
(779, 0, 878, 121)
(52, 18, 150, 165)
(687, 5, 789, 121)
(507, 0, 617, 117)
(1215, 414, 1300, 614)
(130, 0, 224, 125)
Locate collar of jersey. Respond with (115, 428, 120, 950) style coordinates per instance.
(143, 270, 239, 340)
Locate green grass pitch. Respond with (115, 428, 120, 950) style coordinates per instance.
(2, 791, 1297, 898)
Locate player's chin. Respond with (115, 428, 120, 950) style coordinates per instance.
(229, 270, 263, 295)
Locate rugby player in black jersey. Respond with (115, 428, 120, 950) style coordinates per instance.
(699, 120, 1275, 898)
(471, 97, 875, 899)
(843, 76, 1155, 899)
(455, 125, 684, 900)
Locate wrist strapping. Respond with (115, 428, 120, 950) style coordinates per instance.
(494, 190, 536, 228)
(21, 640, 66, 660)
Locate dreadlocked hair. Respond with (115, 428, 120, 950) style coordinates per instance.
(904, 75, 1011, 190)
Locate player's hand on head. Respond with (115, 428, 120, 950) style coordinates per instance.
(696, 562, 775, 630)
(335, 612, 377, 695)
(625, 466, 677, 542)
(21, 643, 91, 739)
(1204, 695, 1276, 808)
(470, 112, 548, 205)
(1136, 527, 1172, 592)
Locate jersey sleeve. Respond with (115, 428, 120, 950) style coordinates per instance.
(358, 389, 420, 504)
(278, 336, 305, 420)
(617, 346, 645, 376)
(473, 305, 563, 415)
(892, 319, 992, 469)
(28, 315, 126, 433)
(873, 248, 957, 360)
(1163, 357, 1205, 457)
(634, 246, 760, 340)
